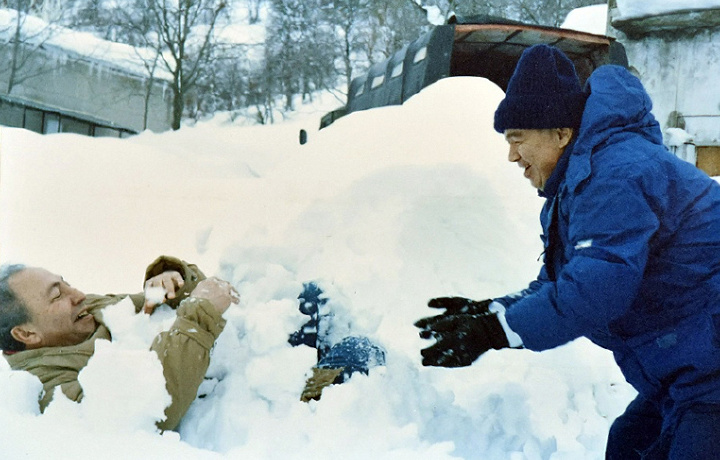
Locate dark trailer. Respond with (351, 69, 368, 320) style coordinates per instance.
(320, 16, 627, 130)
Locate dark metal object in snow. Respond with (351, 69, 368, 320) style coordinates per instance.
(320, 16, 627, 130)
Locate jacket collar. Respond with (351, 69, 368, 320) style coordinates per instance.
(539, 141, 573, 199)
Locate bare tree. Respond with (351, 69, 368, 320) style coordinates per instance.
(142, 0, 227, 130)
(321, 0, 371, 95)
(247, 0, 264, 24)
(451, 0, 603, 27)
(264, 0, 335, 110)
(1, 0, 63, 94)
(368, 0, 427, 60)
(136, 39, 162, 130)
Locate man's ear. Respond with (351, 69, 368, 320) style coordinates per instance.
(10, 324, 41, 348)
(557, 128, 574, 149)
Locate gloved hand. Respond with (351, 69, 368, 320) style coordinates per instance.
(426, 297, 493, 318)
(413, 297, 491, 346)
(415, 297, 509, 367)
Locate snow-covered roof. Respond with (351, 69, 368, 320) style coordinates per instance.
(561, 4, 608, 35)
(612, 1, 720, 35)
(0, 9, 173, 82)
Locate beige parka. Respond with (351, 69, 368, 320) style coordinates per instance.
(3, 255, 226, 431)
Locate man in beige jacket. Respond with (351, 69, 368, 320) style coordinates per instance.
(0, 255, 237, 431)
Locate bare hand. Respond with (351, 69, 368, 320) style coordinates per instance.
(143, 270, 184, 314)
(190, 277, 240, 314)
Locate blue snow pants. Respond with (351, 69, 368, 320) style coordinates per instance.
(606, 395, 720, 459)
(317, 336, 386, 382)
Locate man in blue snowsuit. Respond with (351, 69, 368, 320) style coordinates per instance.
(415, 44, 720, 458)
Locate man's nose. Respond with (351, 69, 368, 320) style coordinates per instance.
(508, 145, 520, 162)
(70, 287, 86, 305)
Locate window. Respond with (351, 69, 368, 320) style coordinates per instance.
(391, 62, 403, 79)
(24, 109, 43, 133)
(413, 47, 427, 64)
(94, 126, 121, 138)
(43, 113, 60, 134)
(60, 118, 91, 135)
(371, 74, 385, 89)
(0, 101, 24, 128)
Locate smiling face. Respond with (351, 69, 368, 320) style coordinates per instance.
(504, 128, 573, 191)
(9, 267, 95, 349)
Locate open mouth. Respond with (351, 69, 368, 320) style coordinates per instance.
(75, 310, 91, 322)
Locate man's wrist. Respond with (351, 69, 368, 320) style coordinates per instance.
(488, 302, 524, 348)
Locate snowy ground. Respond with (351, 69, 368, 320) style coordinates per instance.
(0, 77, 635, 459)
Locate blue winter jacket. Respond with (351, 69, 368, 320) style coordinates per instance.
(498, 65, 720, 408)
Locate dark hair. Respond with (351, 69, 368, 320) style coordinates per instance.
(0, 264, 29, 352)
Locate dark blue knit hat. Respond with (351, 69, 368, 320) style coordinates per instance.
(494, 44, 587, 133)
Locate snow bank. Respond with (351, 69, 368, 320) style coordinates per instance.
(616, 0, 720, 20)
(0, 76, 634, 459)
(665, 127, 694, 147)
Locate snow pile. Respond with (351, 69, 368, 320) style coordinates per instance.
(424, 5, 447, 25)
(665, 127, 694, 147)
(0, 77, 634, 459)
(561, 4, 608, 35)
(616, 0, 720, 20)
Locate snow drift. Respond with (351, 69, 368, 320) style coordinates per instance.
(0, 77, 634, 459)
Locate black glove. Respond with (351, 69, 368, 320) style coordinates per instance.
(414, 297, 492, 334)
(427, 296, 493, 316)
(415, 298, 509, 367)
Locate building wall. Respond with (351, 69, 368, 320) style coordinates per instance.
(606, 6, 720, 157)
(0, 42, 173, 133)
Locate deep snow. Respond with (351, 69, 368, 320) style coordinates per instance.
(0, 75, 635, 459)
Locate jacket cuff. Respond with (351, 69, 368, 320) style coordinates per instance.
(489, 302, 524, 348)
(175, 297, 227, 347)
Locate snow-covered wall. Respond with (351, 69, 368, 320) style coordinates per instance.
(615, 0, 720, 21)
(0, 45, 173, 133)
(0, 9, 172, 81)
(607, 2, 720, 151)
(0, 9, 173, 133)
